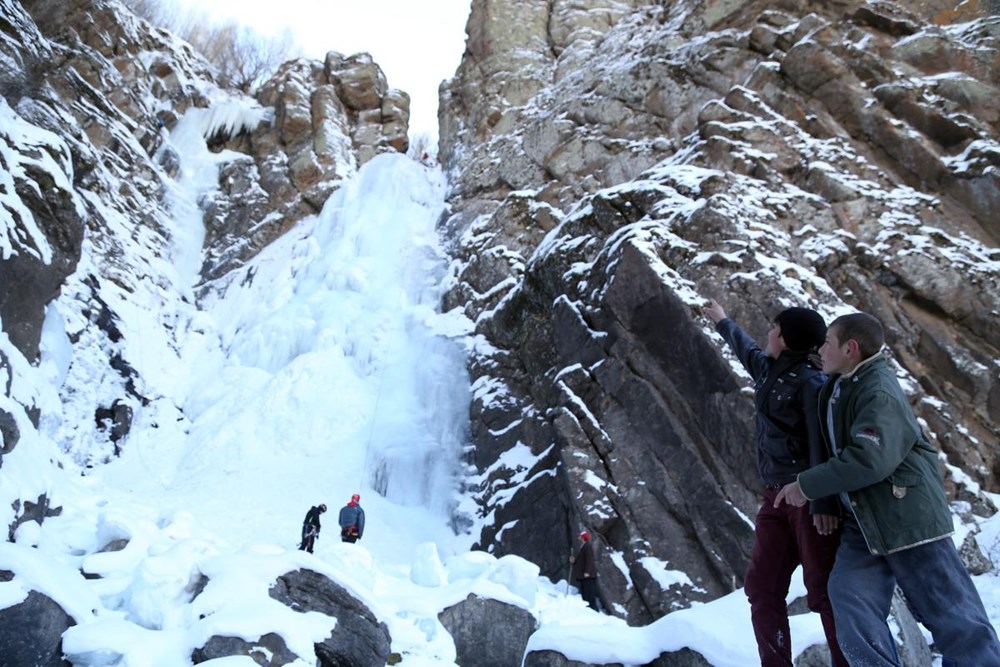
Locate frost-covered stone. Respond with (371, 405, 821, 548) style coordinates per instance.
(445, 550, 498, 582)
(411, 542, 448, 587)
(523, 650, 627, 667)
(192, 632, 299, 665)
(0, 584, 73, 667)
(269, 568, 391, 667)
(438, 594, 536, 667)
(523, 647, 712, 667)
(441, 0, 1000, 625)
(488, 555, 540, 607)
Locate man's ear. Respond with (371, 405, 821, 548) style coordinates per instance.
(846, 339, 861, 358)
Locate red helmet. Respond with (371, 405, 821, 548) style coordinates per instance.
(351, 494, 361, 503)
(579, 531, 590, 542)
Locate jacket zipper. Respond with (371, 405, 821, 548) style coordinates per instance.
(822, 379, 880, 554)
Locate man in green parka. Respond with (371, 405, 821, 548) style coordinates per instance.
(775, 312, 1000, 666)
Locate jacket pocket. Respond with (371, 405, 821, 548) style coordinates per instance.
(760, 435, 801, 467)
(887, 471, 922, 499)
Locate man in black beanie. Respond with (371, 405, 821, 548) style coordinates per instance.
(703, 298, 846, 667)
(773, 307, 828, 355)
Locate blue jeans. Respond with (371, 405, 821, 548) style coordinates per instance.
(829, 520, 1000, 666)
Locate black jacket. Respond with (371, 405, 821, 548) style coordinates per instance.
(571, 542, 597, 581)
(716, 318, 837, 515)
(303, 506, 323, 534)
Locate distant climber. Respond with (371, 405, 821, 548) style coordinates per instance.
(570, 531, 600, 611)
(339, 493, 365, 543)
(299, 504, 326, 553)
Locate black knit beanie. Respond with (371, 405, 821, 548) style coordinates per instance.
(774, 307, 827, 352)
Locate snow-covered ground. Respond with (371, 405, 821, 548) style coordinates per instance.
(2, 96, 1000, 666)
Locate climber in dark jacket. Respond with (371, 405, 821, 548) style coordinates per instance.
(703, 299, 846, 667)
(570, 531, 599, 611)
(299, 504, 326, 553)
(338, 494, 365, 543)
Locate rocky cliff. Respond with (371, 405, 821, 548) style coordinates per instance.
(1, 0, 408, 463)
(438, 0, 1000, 622)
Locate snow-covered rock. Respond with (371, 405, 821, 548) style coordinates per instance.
(440, 0, 1000, 627)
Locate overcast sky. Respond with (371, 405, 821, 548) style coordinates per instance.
(173, 0, 472, 139)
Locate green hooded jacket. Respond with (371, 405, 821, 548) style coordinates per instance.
(798, 354, 953, 555)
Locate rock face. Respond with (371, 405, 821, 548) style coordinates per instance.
(269, 568, 392, 667)
(0, 0, 408, 468)
(439, 0, 1000, 623)
(523, 652, 627, 667)
(2, 0, 217, 465)
(6, 495, 61, 542)
(438, 594, 537, 667)
(192, 632, 300, 666)
(202, 51, 410, 282)
(0, 575, 73, 667)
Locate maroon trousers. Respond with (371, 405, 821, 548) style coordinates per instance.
(744, 488, 848, 667)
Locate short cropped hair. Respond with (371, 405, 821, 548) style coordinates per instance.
(829, 312, 884, 359)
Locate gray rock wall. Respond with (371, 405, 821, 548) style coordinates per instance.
(440, 0, 1000, 623)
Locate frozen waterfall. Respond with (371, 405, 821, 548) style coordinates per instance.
(92, 111, 474, 554)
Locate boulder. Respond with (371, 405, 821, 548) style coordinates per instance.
(0, 408, 19, 463)
(329, 53, 387, 111)
(192, 632, 299, 666)
(269, 568, 391, 667)
(647, 648, 713, 666)
(0, 580, 73, 667)
(891, 589, 933, 667)
(958, 532, 994, 576)
(7, 495, 61, 543)
(523, 651, 625, 667)
(438, 594, 536, 667)
(524, 647, 713, 667)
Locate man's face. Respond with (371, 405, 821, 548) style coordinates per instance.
(820, 326, 853, 375)
(765, 322, 786, 360)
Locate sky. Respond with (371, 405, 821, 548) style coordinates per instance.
(171, 0, 472, 140)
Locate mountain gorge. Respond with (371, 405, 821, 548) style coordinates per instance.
(2, 0, 999, 664)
